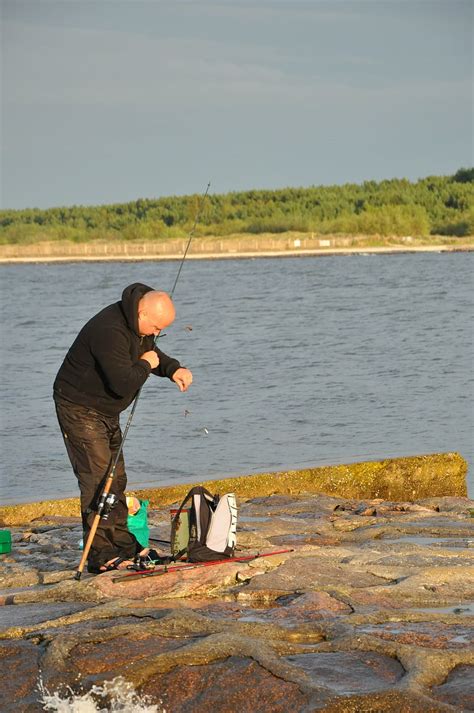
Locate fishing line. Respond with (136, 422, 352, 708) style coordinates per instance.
(170, 182, 211, 299)
(74, 182, 211, 580)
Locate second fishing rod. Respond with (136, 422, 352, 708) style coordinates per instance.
(75, 182, 211, 580)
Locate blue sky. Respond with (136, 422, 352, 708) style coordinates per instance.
(1, 0, 472, 209)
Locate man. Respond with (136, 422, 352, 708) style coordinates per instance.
(54, 283, 192, 572)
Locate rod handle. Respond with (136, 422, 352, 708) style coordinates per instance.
(74, 511, 102, 580)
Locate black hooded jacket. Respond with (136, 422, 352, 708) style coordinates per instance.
(54, 283, 181, 416)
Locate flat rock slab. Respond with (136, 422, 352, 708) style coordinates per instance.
(375, 535, 474, 549)
(0, 601, 93, 629)
(237, 591, 352, 625)
(270, 533, 342, 547)
(196, 591, 352, 627)
(244, 494, 341, 514)
(317, 689, 455, 712)
(70, 634, 194, 678)
(141, 655, 311, 713)
(1, 492, 474, 711)
(285, 651, 405, 695)
(356, 621, 474, 649)
(431, 663, 474, 710)
(50, 614, 159, 636)
(94, 561, 251, 600)
(349, 566, 474, 609)
(29, 516, 82, 526)
(0, 640, 43, 711)
(0, 569, 40, 589)
(391, 517, 474, 535)
(357, 551, 473, 569)
(239, 555, 389, 601)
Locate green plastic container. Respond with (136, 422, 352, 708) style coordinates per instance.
(127, 499, 150, 548)
(0, 530, 12, 555)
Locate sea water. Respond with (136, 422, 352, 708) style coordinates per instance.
(0, 252, 472, 503)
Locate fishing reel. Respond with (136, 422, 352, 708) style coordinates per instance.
(132, 549, 165, 571)
(97, 492, 119, 519)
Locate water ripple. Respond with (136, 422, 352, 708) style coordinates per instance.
(0, 253, 473, 503)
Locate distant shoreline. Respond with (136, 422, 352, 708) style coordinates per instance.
(1, 244, 472, 264)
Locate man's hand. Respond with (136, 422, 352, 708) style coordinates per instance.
(141, 351, 160, 369)
(172, 367, 193, 392)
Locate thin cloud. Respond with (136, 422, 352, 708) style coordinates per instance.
(6, 16, 466, 113)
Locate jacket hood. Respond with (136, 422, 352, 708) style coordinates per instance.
(120, 283, 154, 335)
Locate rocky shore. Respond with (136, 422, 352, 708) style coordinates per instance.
(0, 456, 473, 711)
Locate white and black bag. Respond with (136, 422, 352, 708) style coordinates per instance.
(171, 486, 238, 562)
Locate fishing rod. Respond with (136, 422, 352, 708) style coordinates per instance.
(74, 182, 211, 581)
(111, 549, 294, 583)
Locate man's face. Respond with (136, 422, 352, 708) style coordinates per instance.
(137, 303, 175, 337)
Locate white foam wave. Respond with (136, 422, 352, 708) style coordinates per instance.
(38, 676, 165, 712)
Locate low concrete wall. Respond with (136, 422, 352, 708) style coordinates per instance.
(0, 453, 467, 526)
(0, 234, 352, 259)
(0, 234, 470, 261)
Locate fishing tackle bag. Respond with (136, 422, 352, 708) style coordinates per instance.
(171, 486, 237, 562)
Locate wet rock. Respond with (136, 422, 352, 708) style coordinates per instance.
(0, 568, 40, 589)
(194, 600, 269, 621)
(236, 567, 265, 583)
(245, 494, 310, 508)
(0, 484, 473, 711)
(346, 540, 473, 569)
(30, 515, 81, 526)
(31, 525, 65, 534)
(390, 517, 474, 538)
(238, 555, 391, 602)
(330, 518, 371, 532)
(238, 591, 352, 626)
(285, 651, 405, 694)
(3, 577, 107, 605)
(348, 501, 442, 518)
(0, 602, 93, 629)
(25, 534, 54, 545)
(431, 664, 474, 710)
(270, 533, 341, 547)
(419, 496, 474, 514)
(233, 530, 274, 550)
(286, 590, 352, 615)
(40, 616, 169, 649)
(349, 563, 474, 609)
(0, 640, 43, 711)
(141, 655, 311, 712)
(355, 621, 474, 649)
(39, 570, 77, 585)
(355, 505, 378, 516)
(239, 514, 325, 539)
(70, 632, 194, 678)
(317, 689, 453, 712)
(93, 560, 254, 600)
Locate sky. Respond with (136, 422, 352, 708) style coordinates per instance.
(1, 0, 472, 210)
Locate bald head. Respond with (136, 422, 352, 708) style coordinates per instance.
(137, 291, 176, 336)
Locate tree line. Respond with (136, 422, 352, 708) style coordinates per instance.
(1, 168, 473, 245)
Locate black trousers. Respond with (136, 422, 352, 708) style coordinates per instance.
(54, 397, 141, 572)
